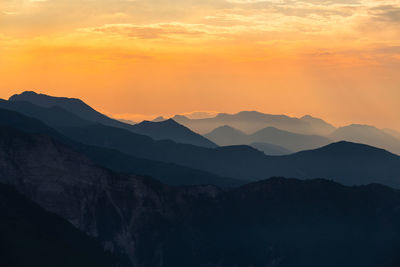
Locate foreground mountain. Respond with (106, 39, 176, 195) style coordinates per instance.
(0, 183, 115, 267)
(173, 111, 334, 135)
(0, 108, 241, 187)
(1, 128, 400, 267)
(131, 119, 217, 148)
(8, 91, 216, 148)
(330, 124, 400, 155)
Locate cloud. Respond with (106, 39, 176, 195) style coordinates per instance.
(78, 23, 206, 39)
(370, 5, 400, 23)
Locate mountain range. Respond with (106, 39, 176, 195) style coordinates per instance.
(1, 92, 400, 189)
(2, 90, 400, 266)
(205, 125, 331, 153)
(173, 111, 336, 135)
(7, 91, 216, 148)
(1, 125, 400, 266)
(174, 111, 400, 155)
(330, 124, 400, 155)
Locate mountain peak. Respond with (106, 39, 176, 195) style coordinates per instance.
(10, 91, 85, 105)
(152, 116, 166, 122)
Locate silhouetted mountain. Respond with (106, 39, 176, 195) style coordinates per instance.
(2, 104, 400, 188)
(8, 91, 216, 148)
(174, 111, 331, 135)
(1, 129, 400, 267)
(300, 114, 336, 135)
(152, 116, 166, 122)
(0, 108, 241, 187)
(117, 118, 136, 125)
(205, 125, 331, 152)
(0, 183, 115, 267)
(204, 125, 247, 145)
(250, 127, 331, 152)
(0, 99, 92, 128)
(131, 119, 217, 148)
(250, 142, 292, 155)
(269, 141, 400, 188)
(383, 128, 400, 140)
(330, 124, 400, 155)
(9, 91, 128, 129)
(60, 122, 400, 188)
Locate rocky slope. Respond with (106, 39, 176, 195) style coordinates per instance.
(2, 126, 400, 266)
(0, 183, 115, 267)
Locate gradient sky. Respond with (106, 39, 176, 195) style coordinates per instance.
(0, 0, 399, 129)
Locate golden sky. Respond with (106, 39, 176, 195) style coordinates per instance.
(0, 0, 399, 129)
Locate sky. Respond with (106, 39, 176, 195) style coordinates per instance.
(0, 0, 399, 129)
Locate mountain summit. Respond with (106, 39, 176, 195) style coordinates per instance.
(8, 91, 216, 148)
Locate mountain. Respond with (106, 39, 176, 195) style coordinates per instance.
(300, 114, 336, 135)
(117, 119, 136, 125)
(0, 99, 92, 128)
(152, 116, 166, 122)
(0, 183, 115, 267)
(383, 128, 400, 140)
(8, 91, 216, 148)
(205, 125, 331, 152)
(250, 127, 331, 152)
(0, 108, 242, 187)
(2, 99, 400, 188)
(250, 142, 292, 155)
(204, 125, 248, 146)
(330, 124, 400, 155)
(173, 111, 333, 135)
(268, 141, 400, 188)
(1, 129, 400, 267)
(56, 123, 400, 188)
(131, 119, 217, 148)
(9, 91, 128, 129)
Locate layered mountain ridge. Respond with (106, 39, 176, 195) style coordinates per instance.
(1, 126, 400, 266)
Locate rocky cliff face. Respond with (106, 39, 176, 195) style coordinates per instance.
(2, 126, 400, 267)
(0, 126, 220, 266)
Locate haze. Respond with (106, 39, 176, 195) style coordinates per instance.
(1, 0, 399, 130)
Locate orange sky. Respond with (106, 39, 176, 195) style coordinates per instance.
(1, 0, 399, 130)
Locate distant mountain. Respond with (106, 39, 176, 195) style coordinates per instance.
(0, 183, 115, 267)
(205, 125, 331, 152)
(204, 125, 247, 146)
(6, 91, 217, 148)
(250, 127, 331, 152)
(117, 118, 136, 125)
(330, 124, 400, 155)
(2, 129, 400, 267)
(152, 116, 166, 122)
(300, 115, 336, 135)
(174, 111, 333, 135)
(250, 142, 292, 155)
(2, 98, 400, 188)
(131, 119, 217, 148)
(383, 128, 400, 140)
(0, 108, 241, 187)
(58, 123, 400, 188)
